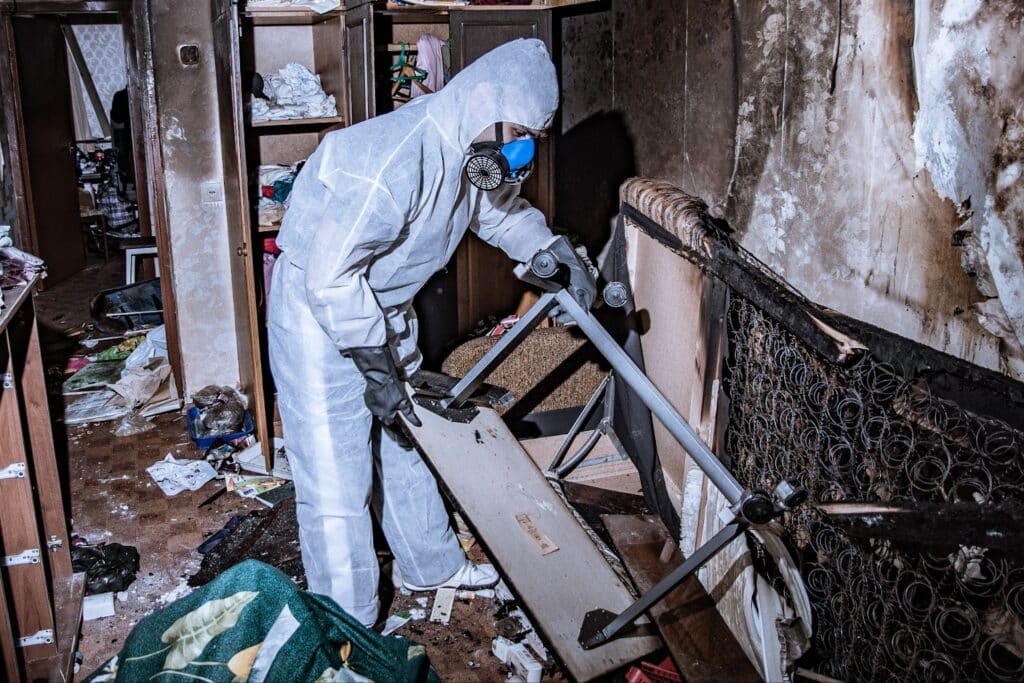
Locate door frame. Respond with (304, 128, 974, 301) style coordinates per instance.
(0, 0, 182, 387)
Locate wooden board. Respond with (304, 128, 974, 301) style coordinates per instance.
(251, 115, 346, 128)
(603, 515, 760, 682)
(407, 406, 660, 681)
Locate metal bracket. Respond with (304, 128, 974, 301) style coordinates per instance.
(545, 373, 628, 480)
(17, 629, 54, 647)
(2, 372, 13, 390)
(4, 548, 40, 567)
(0, 462, 26, 479)
(47, 536, 64, 552)
(439, 269, 810, 649)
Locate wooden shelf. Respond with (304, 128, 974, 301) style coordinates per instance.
(250, 115, 346, 129)
(258, 222, 282, 233)
(245, 8, 342, 26)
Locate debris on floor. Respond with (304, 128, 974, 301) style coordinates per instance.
(234, 437, 292, 479)
(429, 587, 456, 624)
(189, 497, 304, 588)
(62, 325, 180, 427)
(82, 592, 117, 622)
(383, 610, 414, 636)
(625, 656, 682, 683)
(146, 453, 218, 496)
(189, 384, 250, 443)
(71, 540, 140, 595)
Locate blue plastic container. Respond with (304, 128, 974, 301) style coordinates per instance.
(186, 406, 255, 449)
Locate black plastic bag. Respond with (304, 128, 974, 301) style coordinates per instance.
(71, 542, 141, 595)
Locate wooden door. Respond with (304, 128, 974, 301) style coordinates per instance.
(7, 16, 85, 286)
(344, 1, 375, 125)
(448, 10, 555, 335)
(212, 0, 270, 463)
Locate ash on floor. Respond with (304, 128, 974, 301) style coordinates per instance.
(43, 258, 568, 681)
(68, 415, 564, 681)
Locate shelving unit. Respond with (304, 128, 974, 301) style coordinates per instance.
(0, 276, 82, 681)
(214, 0, 374, 465)
(215, 0, 606, 461)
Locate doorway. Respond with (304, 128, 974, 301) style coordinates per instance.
(0, 1, 181, 385)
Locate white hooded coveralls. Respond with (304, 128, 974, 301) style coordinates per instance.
(268, 39, 559, 625)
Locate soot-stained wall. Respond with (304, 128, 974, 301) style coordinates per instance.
(606, 0, 1024, 379)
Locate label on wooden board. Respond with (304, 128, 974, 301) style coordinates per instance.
(515, 513, 559, 556)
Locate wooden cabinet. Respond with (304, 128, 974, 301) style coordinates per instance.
(0, 277, 82, 681)
(446, 8, 559, 347)
(214, 0, 373, 462)
(216, 0, 606, 453)
(344, 1, 376, 124)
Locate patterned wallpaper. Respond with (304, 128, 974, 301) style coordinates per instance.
(71, 23, 127, 139)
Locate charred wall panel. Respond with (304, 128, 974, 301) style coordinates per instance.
(610, 0, 1024, 381)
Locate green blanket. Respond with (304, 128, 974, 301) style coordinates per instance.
(85, 560, 439, 683)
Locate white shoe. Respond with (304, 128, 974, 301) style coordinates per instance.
(397, 559, 499, 592)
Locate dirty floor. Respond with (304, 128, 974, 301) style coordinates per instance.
(37, 259, 568, 681)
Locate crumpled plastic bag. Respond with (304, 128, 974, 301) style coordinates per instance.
(107, 357, 171, 436)
(192, 385, 247, 436)
(71, 542, 140, 595)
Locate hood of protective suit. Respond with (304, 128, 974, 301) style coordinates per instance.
(275, 38, 559, 361)
(426, 38, 559, 150)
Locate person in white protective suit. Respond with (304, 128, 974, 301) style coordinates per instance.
(267, 38, 597, 627)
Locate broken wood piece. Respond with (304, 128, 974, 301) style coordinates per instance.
(430, 587, 456, 625)
(405, 406, 660, 681)
(808, 313, 869, 361)
(603, 514, 760, 682)
(819, 501, 1024, 557)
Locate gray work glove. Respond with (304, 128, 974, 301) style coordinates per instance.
(345, 345, 422, 434)
(542, 235, 598, 324)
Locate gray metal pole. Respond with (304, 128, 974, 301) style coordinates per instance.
(553, 289, 745, 505)
(443, 292, 558, 409)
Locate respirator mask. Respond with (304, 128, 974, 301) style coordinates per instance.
(464, 122, 536, 191)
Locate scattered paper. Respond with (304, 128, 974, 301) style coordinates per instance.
(409, 608, 427, 620)
(430, 587, 456, 624)
(415, 597, 429, 608)
(235, 438, 292, 480)
(83, 592, 115, 621)
(382, 610, 412, 636)
(146, 454, 217, 496)
(226, 473, 287, 499)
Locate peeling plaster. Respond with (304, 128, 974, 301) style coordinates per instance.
(149, 0, 245, 395)
(614, 0, 1018, 379)
(912, 0, 1024, 375)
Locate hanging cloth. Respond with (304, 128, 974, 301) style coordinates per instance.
(411, 34, 446, 98)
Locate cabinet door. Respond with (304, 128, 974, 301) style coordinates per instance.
(211, 0, 271, 463)
(344, 2, 375, 125)
(448, 11, 555, 335)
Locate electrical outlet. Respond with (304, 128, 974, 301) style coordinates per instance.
(201, 181, 224, 203)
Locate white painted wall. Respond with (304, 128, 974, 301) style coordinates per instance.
(148, 0, 245, 396)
